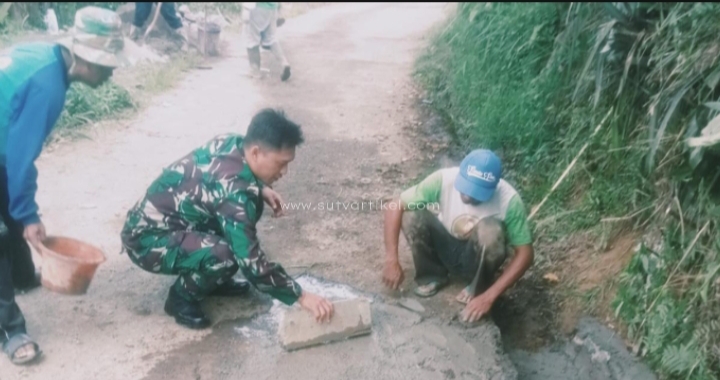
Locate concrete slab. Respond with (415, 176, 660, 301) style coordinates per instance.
(279, 298, 373, 351)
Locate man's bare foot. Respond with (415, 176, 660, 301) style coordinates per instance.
(456, 287, 473, 304)
(3, 333, 41, 365)
(13, 344, 37, 362)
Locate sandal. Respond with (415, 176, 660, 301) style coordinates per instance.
(3, 333, 42, 365)
(413, 279, 449, 298)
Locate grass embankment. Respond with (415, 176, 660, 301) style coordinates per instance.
(416, 3, 719, 379)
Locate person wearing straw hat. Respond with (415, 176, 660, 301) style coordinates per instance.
(0, 5, 128, 365)
(381, 149, 535, 323)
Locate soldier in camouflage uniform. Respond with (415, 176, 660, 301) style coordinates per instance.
(121, 109, 334, 329)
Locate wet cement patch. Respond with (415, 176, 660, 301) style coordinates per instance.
(142, 275, 518, 380)
(509, 318, 657, 380)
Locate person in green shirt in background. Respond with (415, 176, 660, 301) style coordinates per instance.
(381, 149, 534, 323)
(242, 2, 291, 81)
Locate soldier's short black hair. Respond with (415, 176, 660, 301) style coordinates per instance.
(244, 108, 304, 150)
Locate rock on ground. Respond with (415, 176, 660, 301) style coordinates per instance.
(279, 298, 373, 350)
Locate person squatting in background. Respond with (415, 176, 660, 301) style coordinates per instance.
(129, 2, 188, 48)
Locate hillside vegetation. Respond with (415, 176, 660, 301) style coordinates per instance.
(416, 3, 720, 379)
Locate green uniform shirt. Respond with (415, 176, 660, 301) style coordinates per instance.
(122, 134, 302, 305)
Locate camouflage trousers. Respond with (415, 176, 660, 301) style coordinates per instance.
(401, 209, 509, 297)
(121, 230, 240, 302)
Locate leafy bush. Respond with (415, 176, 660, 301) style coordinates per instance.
(0, 3, 123, 31)
(55, 81, 135, 131)
(52, 3, 124, 28)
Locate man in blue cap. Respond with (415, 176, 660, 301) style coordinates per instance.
(0, 6, 129, 365)
(381, 149, 534, 323)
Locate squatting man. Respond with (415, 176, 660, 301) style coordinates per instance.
(121, 109, 334, 329)
(382, 149, 535, 322)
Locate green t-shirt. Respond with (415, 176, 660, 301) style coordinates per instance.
(400, 169, 533, 246)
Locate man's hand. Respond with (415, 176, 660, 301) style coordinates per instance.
(298, 291, 334, 323)
(23, 222, 46, 251)
(382, 259, 404, 290)
(460, 291, 496, 323)
(459, 244, 534, 323)
(276, 17, 285, 27)
(261, 187, 284, 217)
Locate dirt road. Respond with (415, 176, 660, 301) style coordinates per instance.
(1, 3, 522, 380)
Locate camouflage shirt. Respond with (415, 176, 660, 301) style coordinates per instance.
(121, 134, 302, 305)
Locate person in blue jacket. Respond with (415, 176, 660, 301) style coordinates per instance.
(0, 6, 128, 365)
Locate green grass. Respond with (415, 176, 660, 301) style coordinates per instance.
(416, 3, 720, 379)
(56, 82, 135, 131)
(129, 52, 202, 97)
(415, 3, 650, 231)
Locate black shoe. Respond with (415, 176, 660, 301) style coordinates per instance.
(164, 287, 211, 329)
(281, 66, 291, 81)
(210, 279, 251, 297)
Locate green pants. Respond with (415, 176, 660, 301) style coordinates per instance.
(121, 230, 240, 301)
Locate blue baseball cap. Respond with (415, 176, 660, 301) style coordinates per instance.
(454, 149, 502, 202)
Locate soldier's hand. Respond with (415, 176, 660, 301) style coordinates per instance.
(382, 259, 404, 290)
(23, 222, 46, 252)
(299, 291, 334, 323)
(261, 187, 285, 217)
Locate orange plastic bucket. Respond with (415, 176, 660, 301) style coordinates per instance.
(38, 236, 106, 295)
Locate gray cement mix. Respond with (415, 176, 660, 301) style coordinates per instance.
(144, 275, 519, 380)
(509, 318, 657, 380)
